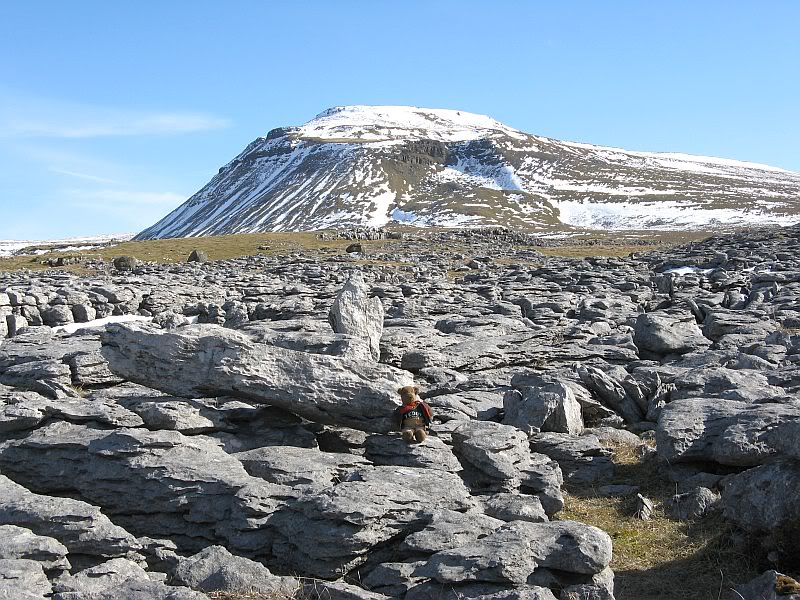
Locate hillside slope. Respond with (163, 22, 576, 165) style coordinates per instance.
(137, 106, 800, 238)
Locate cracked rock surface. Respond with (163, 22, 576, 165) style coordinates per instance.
(3, 225, 800, 598)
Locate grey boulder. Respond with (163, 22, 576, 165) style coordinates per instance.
(733, 570, 800, 600)
(656, 399, 800, 466)
(722, 460, 800, 532)
(405, 582, 558, 600)
(503, 380, 583, 436)
(399, 509, 505, 556)
(530, 433, 614, 486)
(0, 524, 70, 573)
(269, 465, 476, 578)
(53, 580, 207, 600)
(633, 311, 711, 356)
(416, 520, 612, 584)
(671, 367, 785, 403)
(452, 420, 530, 481)
(172, 545, 299, 595)
(0, 558, 51, 599)
(666, 487, 720, 521)
(364, 433, 463, 472)
(101, 323, 412, 432)
(302, 580, 391, 600)
(234, 445, 370, 486)
(479, 493, 548, 523)
(52, 558, 149, 594)
(0, 474, 142, 560)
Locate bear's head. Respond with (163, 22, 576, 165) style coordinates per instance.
(397, 385, 419, 404)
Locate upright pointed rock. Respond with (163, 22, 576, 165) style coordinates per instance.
(329, 271, 384, 361)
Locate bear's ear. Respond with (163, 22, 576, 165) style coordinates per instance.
(397, 387, 405, 394)
(413, 386, 419, 395)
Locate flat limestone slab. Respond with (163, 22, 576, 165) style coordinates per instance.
(101, 323, 412, 433)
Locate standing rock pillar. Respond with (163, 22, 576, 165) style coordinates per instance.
(328, 271, 384, 361)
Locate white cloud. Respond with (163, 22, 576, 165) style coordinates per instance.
(0, 91, 230, 138)
(50, 168, 122, 185)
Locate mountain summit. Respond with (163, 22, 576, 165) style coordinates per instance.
(136, 106, 800, 238)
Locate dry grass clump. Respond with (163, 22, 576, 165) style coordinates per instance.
(206, 593, 299, 600)
(559, 443, 759, 600)
(205, 585, 357, 600)
(206, 593, 295, 600)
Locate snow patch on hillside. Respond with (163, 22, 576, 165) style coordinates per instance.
(556, 199, 800, 230)
(564, 141, 796, 175)
(298, 105, 528, 143)
(390, 207, 418, 223)
(439, 156, 527, 192)
(366, 188, 397, 227)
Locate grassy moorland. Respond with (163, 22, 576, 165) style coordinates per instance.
(0, 228, 713, 273)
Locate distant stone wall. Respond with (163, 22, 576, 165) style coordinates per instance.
(317, 227, 403, 241)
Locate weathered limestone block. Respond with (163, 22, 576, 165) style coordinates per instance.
(530, 434, 614, 486)
(364, 434, 462, 472)
(405, 582, 558, 600)
(733, 570, 800, 600)
(269, 465, 476, 578)
(399, 509, 505, 556)
(656, 398, 800, 466)
(633, 311, 711, 356)
(503, 380, 583, 436)
(101, 323, 412, 432)
(329, 272, 384, 361)
(172, 546, 299, 596)
(415, 520, 612, 584)
(0, 475, 142, 560)
(722, 460, 800, 532)
(234, 445, 370, 486)
(0, 424, 254, 551)
(0, 524, 70, 573)
(0, 558, 52, 599)
(52, 558, 149, 594)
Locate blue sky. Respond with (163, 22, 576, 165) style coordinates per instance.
(1, 1, 798, 239)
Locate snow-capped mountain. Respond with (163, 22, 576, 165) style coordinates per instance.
(136, 106, 800, 239)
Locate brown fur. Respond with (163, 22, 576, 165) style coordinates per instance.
(776, 574, 800, 595)
(397, 385, 420, 403)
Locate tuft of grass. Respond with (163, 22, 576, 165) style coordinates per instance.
(206, 592, 299, 600)
(558, 443, 759, 600)
(67, 383, 88, 398)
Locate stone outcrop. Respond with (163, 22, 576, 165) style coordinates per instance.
(633, 311, 711, 356)
(2, 224, 800, 599)
(656, 399, 800, 466)
(0, 475, 143, 562)
(101, 323, 411, 432)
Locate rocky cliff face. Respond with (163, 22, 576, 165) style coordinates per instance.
(136, 106, 800, 239)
